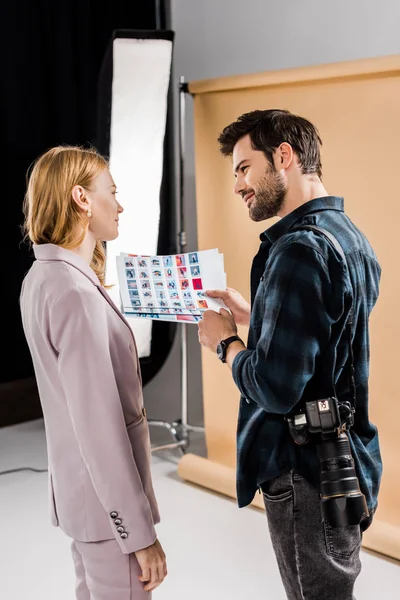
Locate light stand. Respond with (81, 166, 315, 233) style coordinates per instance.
(149, 76, 205, 454)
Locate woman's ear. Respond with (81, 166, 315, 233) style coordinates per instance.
(72, 185, 91, 213)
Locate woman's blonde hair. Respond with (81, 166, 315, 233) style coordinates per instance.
(23, 145, 109, 286)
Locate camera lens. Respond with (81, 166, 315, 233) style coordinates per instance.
(317, 432, 369, 527)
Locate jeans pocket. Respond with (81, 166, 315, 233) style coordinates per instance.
(261, 473, 293, 503)
(263, 489, 293, 502)
(323, 520, 361, 559)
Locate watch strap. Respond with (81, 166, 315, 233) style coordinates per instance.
(219, 335, 243, 362)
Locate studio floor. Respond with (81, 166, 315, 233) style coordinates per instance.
(0, 418, 399, 600)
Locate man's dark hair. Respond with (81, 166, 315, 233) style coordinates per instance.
(218, 109, 323, 178)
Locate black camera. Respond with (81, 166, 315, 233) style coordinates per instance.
(286, 397, 369, 528)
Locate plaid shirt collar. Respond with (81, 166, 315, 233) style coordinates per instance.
(261, 196, 345, 244)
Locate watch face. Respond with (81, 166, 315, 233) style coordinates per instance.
(216, 343, 224, 360)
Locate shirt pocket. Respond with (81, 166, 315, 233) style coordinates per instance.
(250, 277, 266, 328)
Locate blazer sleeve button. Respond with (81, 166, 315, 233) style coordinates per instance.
(116, 526, 125, 533)
(110, 512, 118, 519)
(114, 518, 122, 526)
(120, 532, 128, 539)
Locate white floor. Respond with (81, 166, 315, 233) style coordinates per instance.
(0, 419, 399, 600)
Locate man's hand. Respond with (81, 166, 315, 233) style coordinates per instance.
(135, 538, 167, 592)
(206, 288, 251, 327)
(198, 308, 237, 353)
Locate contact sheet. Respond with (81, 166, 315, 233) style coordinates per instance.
(116, 248, 227, 322)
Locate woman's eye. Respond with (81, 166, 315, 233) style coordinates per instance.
(242, 166, 249, 173)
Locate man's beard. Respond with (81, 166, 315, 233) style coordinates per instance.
(247, 167, 286, 222)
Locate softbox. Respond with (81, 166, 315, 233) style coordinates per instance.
(96, 30, 176, 384)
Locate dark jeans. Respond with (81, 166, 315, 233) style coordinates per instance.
(261, 471, 364, 600)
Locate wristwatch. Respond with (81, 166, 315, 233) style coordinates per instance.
(217, 335, 244, 363)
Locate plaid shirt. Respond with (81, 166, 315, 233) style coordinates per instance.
(232, 197, 382, 511)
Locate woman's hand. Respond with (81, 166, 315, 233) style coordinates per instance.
(135, 538, 167, 592)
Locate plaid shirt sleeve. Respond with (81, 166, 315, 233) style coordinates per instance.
(232, 240, 346, 414)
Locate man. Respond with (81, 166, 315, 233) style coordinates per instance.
(198, 109, 382, 600)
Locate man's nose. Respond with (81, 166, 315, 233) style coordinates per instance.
(233, 177, 245, 196)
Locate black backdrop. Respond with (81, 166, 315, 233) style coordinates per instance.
(0, 0, 176, 426)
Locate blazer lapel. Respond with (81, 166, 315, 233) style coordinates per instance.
(96, 286, 143, 386)
(97, 285, 134, 336)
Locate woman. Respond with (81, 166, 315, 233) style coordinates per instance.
(20, 146, 167, 599)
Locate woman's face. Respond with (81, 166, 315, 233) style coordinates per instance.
(86, 168, 123, 241)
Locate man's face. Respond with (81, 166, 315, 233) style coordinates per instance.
(232, 135, 286, 221)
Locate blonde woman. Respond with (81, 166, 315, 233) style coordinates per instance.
(20, 146, 167, 599)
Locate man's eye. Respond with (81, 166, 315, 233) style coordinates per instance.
(242, 166, 249, 173)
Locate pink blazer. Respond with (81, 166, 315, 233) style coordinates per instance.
(20, 244, 160, 554)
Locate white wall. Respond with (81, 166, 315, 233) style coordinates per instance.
(143, 0, 400, 428)
(173, 0, 400, 81)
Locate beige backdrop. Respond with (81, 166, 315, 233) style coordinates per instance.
(177, 55, 400, 560)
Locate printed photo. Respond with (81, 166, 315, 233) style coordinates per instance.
(165, 268, 174, 278)
(189, 252, 198, 264)
(167, 281, 176, 290)
(127, 281, 138, 290)
(196, 291, 207, 299)
(179, 279, 190, 290)
(172, 301, 182, 307)
(157, 290, 165, 300)
(198, 300, 208, 309)
(183, 292, 193, 299)
(151, 258, 161, 266)
(143, 291, 152, 297)
(141, 281, 150, 289)
(192, 278, 203, 290)
(169, 291, 179, 299)
(152, 270, 162, 278)
(190, 265, 201, 277)
(129, 290, 139, 298)
(163, 256, 172, 267)
(131, 299, 141, 307)
(125, 258, 134, 268)
(177, 314, 199, 322)
(178, 267, 187, 279)
(154, 281, 164, 288)
(126, 269, 135, 279)
(139, 270, 149, 279)
(184, 300, 196, 309)
(138, 259, 147, 268)
(175, 254, 186, 267)
(146, 302, 154, 308)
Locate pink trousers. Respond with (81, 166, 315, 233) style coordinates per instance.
(71, 539, 151, 600)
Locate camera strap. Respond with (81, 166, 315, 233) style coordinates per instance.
(292, 225, 356, 410)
